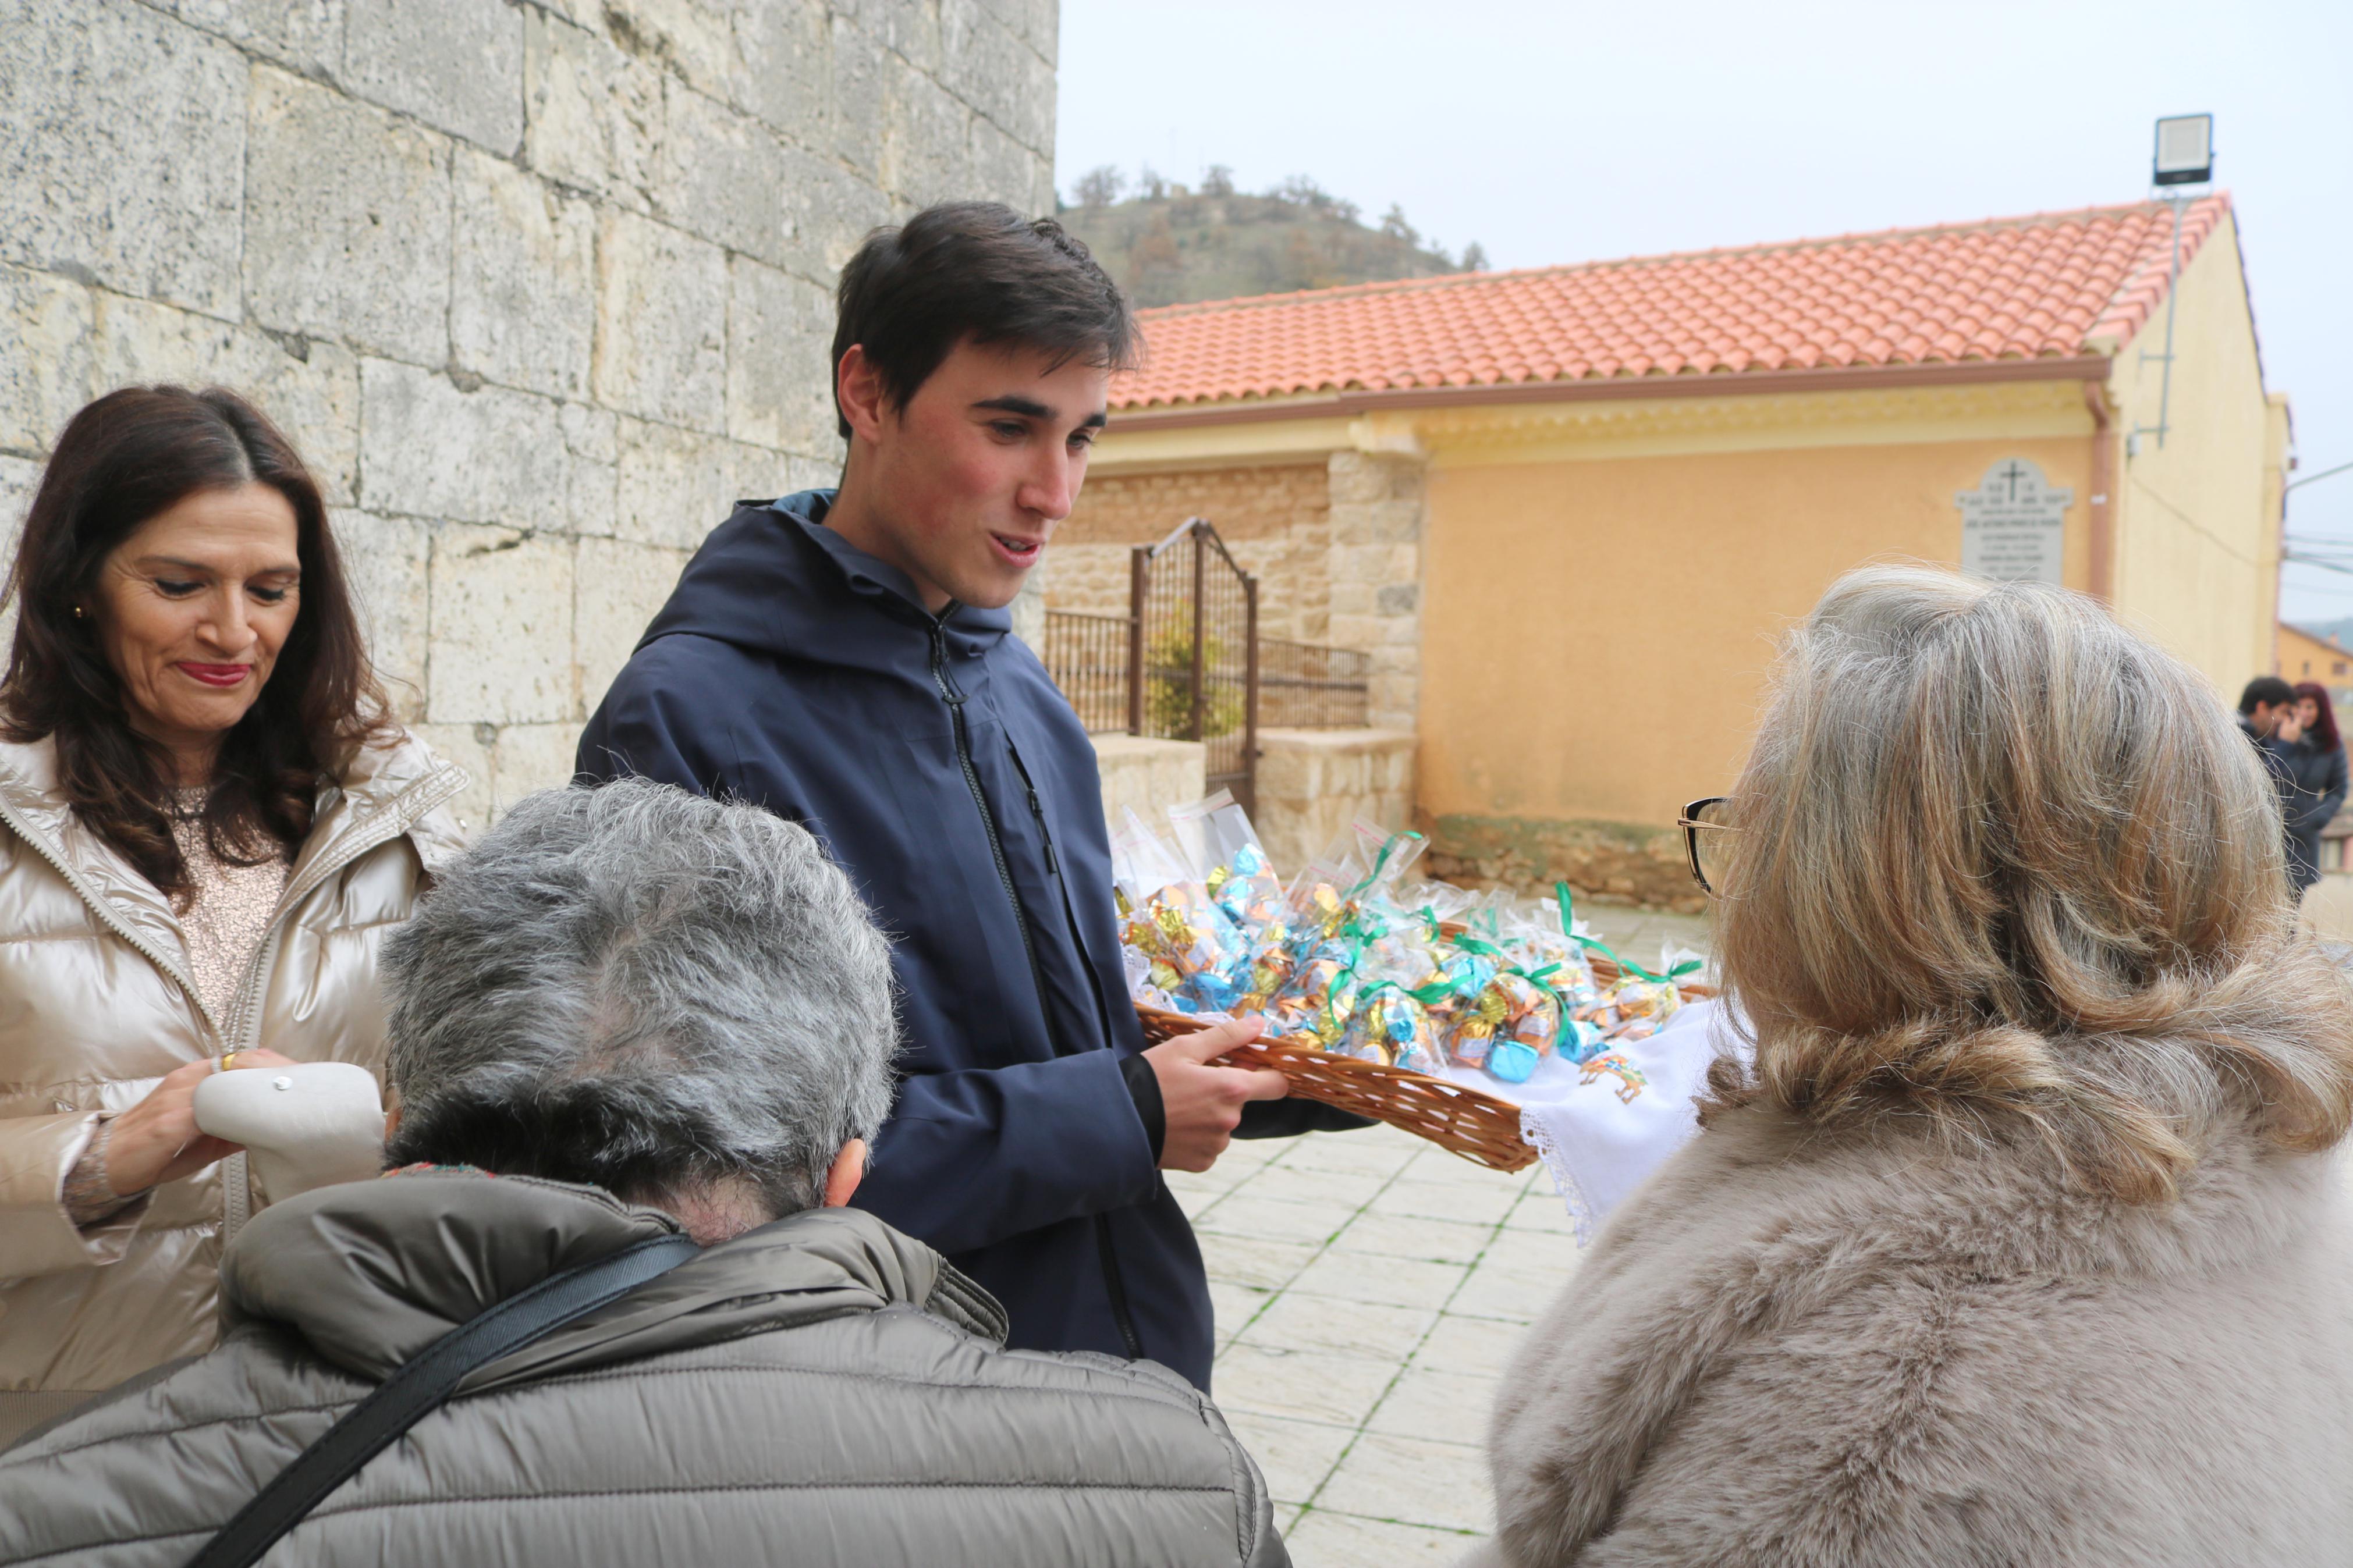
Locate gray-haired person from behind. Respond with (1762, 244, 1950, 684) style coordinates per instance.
(0, 781, 1287, 1568)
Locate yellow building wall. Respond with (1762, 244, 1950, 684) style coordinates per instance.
(1088, 210, 2281, 898)
(1418, 432, 2098, 831)
(2103, 208, 2284, 691)
(2279, 623, 2353, 685)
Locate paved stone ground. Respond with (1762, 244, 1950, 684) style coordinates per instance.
(1174, 1123, 1561, 1563)
(1186, 899, 1713, 1564)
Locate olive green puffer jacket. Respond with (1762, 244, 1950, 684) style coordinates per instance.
(0, 1170, 1288, 1567)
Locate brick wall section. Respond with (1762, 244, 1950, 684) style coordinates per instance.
(0, 0, 1056, 829)
(1048, 462, 1333, 641)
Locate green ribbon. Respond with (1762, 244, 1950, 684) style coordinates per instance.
(1554, 881, 1702, 986)
(1344, 829, 1425, 900)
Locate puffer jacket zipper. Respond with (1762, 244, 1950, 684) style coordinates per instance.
(928, 616, 1146, 1362)
(928, 618, 1056, 1040)
(216, 764, 467, 1239)
(220, 765, 468, 1055)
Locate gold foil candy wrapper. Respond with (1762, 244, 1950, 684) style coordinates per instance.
(1509, 994, 1561, 1054)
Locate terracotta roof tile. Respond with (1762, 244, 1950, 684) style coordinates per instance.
(1113, 196, 2227, 410)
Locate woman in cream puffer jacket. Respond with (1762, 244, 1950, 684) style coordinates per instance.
(0, 389, 465, 1444)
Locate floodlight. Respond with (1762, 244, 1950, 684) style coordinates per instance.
(2153, 115, 2213, 186)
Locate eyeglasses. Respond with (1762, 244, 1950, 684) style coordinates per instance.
(1678, 797, 1734, 895)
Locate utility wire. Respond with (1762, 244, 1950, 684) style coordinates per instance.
(2287, 458, 2353, 495)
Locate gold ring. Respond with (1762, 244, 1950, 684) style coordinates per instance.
(218, 1051, 238, 1073)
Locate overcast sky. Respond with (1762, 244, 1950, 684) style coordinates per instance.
(1056, 0, 2353, 625)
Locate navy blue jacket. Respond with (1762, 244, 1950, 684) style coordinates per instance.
(577, 495, 1214, 1384)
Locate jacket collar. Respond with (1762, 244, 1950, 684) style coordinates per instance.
(786, 496, 1016, 637)
(0, 728, 463, 884)
(633, 493, 1012, 682)
(0, 731, 466, 1029)
(221, 1169, 1007, 1392)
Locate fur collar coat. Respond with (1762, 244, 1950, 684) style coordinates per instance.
(1474, 1096, 2353, 1566)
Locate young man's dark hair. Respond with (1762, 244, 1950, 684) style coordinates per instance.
(2242, 675, 2297, 716)
(830, 203, 1139, 439)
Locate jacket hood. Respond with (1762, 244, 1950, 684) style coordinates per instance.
(637, 490, 1012, 677)
(221, 1169, 1008, 1392)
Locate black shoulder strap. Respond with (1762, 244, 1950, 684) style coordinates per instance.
(188, 1232, 701, 1568)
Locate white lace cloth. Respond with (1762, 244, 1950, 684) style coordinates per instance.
(1438, 997, 1744, 1243)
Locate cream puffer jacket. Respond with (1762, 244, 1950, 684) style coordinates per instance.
(0, 730, 465, 1437)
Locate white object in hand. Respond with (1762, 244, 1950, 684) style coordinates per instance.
(192, 1061, 386, 1198)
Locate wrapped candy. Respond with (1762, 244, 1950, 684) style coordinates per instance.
(1110, 811, 1244, 1013)
(1232, 944, 1296, 1014)
(1171, 790, 1289, 940)
(1263, 951, 1354, 1046)
(1433, 959, 1566, 1084)
(1601, 976, 1681, 1043)
(1560, 1016, 1608, 1064)
(1445, 973, 1513, 1068)
(1341, 987, 1443, 1073)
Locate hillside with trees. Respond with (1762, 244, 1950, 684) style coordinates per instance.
(1058, 165, 1487, 308)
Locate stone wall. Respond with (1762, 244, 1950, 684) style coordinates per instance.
(1325, 450, 1424, 733)
(1090, 733, 1205, 839)
(0, 0, 1056, 830)
(1252, 727, 1414, 879)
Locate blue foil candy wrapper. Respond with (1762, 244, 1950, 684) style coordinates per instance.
(1183, 970, 1241, 1014)
(1486, 1039, 1539, 1083)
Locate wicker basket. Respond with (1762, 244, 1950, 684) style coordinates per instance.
(1135, 951, 1711, 1175)
(1135, 1002, 1538, 1174)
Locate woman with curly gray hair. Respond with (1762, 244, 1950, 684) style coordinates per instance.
(1477, 566, 2353, 1567)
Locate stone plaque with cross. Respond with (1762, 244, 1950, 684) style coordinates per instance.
(1958, 457, 2074, 585)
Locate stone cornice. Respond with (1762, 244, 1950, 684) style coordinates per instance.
(1401, 375, 2100, 466)
(1091, 373, 2106, 474)
(1106, 355, 2113, 432)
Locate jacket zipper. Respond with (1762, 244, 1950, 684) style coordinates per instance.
(221, 765, 468, 1053)
(928, 620, 1058, 1048)
(927, 618, 1145, 1361)
(214, 765, 466, 1242)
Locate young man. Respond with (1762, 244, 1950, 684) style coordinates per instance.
(2240, 675, 2311, 888)
(577, 202, 1356, 1391)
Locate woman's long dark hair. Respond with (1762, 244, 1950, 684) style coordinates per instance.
(1, 386, 391, 901)
(2293, 680, 2342, 753)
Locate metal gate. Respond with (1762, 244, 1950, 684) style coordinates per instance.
(1128, 518, 1259, 812)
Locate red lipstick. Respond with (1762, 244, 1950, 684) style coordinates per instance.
(176, 662, 251, 688)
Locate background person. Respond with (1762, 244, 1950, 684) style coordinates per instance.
(1477, 569, 2353, 1567)
(0, 782, 1284, 1568)
(2283, 680, 2348, 894)
(577, 202, 1357, 1393)
(0, 387, 465, 1445)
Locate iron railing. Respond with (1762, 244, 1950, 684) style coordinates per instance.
(1039, 517, 1375, 810)
(1041, 609, 1133, 734)
(1259, 637, 1372, 730)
